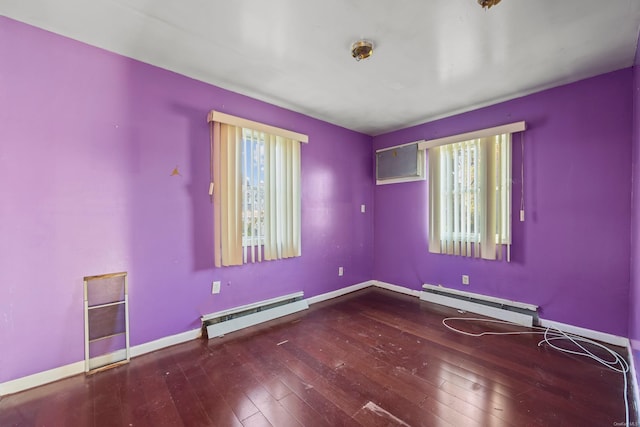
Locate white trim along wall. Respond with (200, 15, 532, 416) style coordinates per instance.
(0, 328, 202, 396)
(2, 278, 638, 416)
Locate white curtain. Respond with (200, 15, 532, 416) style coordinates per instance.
(428, 133, 511, 261)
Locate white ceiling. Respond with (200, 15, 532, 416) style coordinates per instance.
(2, 0, 640, 135)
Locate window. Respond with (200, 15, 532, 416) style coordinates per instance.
(207, 111, 307, 267)
(241, 129, 266, 248)
(420, 122, 525, 261)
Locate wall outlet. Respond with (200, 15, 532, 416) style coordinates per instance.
(361, 204, 366, 213)
(462, 275, 470, 285)
(338, 267, 344, 276)
(212, 281, 221, 294)
(520, 209, 525, 222)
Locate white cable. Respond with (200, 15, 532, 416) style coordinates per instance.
(442, 317, 630, 426)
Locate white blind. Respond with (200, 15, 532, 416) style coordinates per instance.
(242, 129, 264, 264)
(209, 112, 305, 267)
(428, 133, 512, 261)
(264, 134, 301, 260)
(212, 123, 243, 267)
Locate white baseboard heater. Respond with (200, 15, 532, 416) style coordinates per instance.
(202, 291, 309, 339)
(420, 284, 538, 327)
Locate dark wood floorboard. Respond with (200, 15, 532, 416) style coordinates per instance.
(0, 288, 635, 426)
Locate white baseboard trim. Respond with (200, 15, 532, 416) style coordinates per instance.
(131, 328, 202, 357)
(0, 327, 202, 397)
(306, 280, 421, 306)
(373, 280, 421, 297)
(538, 318, 629, 347)
(373, 280, 630, 348)
(4, 279, 634, 401)
(88, 349, 128, 371)
(627, 344, 640, 418)
(0, 361, 85, 397)
(306, 280, 375, 305)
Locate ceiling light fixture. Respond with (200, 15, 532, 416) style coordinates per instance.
(478, 0, 502, 9)
(351, 40, 374, 61)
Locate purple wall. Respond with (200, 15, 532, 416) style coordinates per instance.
(1, 14, 637, 388)
(630, 34, 640, 388)
(0, 17, 373, 383)
(373, 70, 633, 336)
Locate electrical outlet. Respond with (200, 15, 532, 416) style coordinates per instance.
(338, 267, 344, 276)
(520, 209, 525, 222)
(361, 204, 366, 213)
(212, 281, 221, 294)
(462, 275, 469, 285)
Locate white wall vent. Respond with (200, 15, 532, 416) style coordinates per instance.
(376, 141, 425, 185)
(83, 272, 130, 373)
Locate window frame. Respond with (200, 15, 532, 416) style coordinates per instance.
(207, 110, 308, 267)
(422, 121, 525, 261)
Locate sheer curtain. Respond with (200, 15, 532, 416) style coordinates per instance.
(428, 133, 512, 261)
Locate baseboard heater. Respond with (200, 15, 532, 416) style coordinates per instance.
(201, 291, 309, 339)
(420, 284, 538, 327)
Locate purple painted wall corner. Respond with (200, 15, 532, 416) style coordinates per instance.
(0, 17, 373, 383)
(373, 70, 633, 337)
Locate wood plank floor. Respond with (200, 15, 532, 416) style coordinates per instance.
(0, 288, 635, 426)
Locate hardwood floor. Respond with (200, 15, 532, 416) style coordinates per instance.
(0, 288, 635, 426)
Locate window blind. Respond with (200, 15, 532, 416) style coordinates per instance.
(208, 112, 305, 267)
(428, 132, 514, 261)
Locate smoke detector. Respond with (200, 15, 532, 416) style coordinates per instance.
(351, 40, 374, 61)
